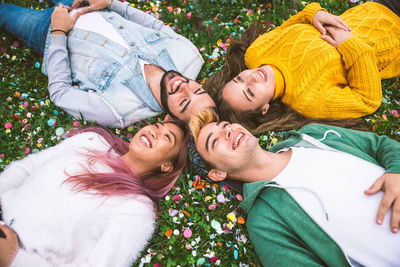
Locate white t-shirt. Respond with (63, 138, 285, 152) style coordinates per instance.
(71, 9, 150, 83)
(273, 147, 400, 267)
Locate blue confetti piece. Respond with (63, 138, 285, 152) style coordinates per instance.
(53, 110, 59, 116)
(35, 62, 41, 68)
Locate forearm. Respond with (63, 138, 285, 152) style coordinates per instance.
(108, 0, 176, 35)
(337, 36, 382, 113)
(47, 35, 122, 127)
(279, 2, 326, 28)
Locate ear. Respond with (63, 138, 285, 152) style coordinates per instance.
(208, 169, 227, 181)
(261, 103, 270, 115)
(161, 161, 173, 173)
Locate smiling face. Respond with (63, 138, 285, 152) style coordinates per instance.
(160, 71, 215, 123)
(129, 122, 184, 172)
(195, 121, 259, 174)
(222, 65, 276, 114)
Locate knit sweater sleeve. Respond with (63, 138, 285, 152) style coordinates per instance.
(322, 36, 382, 117)
(278, 2, 326, 29)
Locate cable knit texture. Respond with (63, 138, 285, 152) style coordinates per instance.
(0, 132, 156, 267)
(245, 2, 400, 119)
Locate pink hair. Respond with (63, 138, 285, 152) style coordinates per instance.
(64, 124, 190, 203)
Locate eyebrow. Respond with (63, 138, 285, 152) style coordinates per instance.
(180, 100, 191, 113)
(242, 90, 252, 102)
(205, 132, 213, 152)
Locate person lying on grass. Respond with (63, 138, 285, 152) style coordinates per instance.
(190, 108, 400, 266)
(0, 121, 190, 267)
(204, 0, 400, 133)
(0, 0, 215, 128)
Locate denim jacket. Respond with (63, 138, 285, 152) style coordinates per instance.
(42, 1, 204, 128)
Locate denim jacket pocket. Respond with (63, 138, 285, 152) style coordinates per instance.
(85, 58, 121, 92)
(145, 31, 168, 44)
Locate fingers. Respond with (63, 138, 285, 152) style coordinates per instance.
(391, 198, 400, 233)
(320, 34, 336, 47)
(376, 191, 395, 226)
(71, 0, 85, 9)
(0, 224, 15, 241)
(365, 176, 384, 195)
(314, 22, 326, 35)
(338, 16, 352, 31)
(71, 10, 83, 22)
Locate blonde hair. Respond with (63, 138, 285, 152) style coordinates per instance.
(189, 108, 220, 143)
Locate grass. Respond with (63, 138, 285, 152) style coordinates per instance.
(1, 0, 399, 266)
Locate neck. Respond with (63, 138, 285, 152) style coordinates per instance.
(230, 149, 292, 183)
(144, 64, 165, 107)
(120, 153, 148, 177)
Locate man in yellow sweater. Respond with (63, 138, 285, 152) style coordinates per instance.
(209, 0, 400, 132)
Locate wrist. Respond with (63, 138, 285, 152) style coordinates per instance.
(50, 29, 69, 36)
(107, 0, 113, 8)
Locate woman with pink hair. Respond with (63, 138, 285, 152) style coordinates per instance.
(0, 121, 190, 267)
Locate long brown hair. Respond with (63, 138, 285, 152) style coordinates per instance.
(204, 22, 367, 133)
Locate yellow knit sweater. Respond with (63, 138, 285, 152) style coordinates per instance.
(245, 2, 400, 119)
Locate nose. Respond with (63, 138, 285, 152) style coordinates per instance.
(222, 125, 232, 140)
(179, 80, 196, 96)
(149, 126, 159, 139)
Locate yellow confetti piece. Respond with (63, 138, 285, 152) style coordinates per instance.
(216, 39, 222, 46)
(11, 55, 16, 60)
(271, 137, 278, 145)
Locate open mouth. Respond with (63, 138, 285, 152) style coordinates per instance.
(232, 132, 245, 150)
(140, 135, 152, 148)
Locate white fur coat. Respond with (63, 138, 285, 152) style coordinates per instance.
(0, 132, 156, 267)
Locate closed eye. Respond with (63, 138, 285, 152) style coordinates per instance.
(194, 88, 206, 95)
(179, 99, 187, 106)
(212, 138, 217, 149)
(247, 88, 254, 97)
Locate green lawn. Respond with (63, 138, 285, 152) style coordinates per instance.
(1, 0, 399, 266)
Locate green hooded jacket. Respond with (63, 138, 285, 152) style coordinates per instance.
(239, 123, 400, 266)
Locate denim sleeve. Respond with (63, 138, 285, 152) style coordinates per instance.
(46, 34, 123, 128)
(108, 0, 177, 36)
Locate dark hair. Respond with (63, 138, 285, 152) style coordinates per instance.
(204, 22, 368, 133)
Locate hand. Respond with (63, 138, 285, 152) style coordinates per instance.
(0, 223, 18, 267)
(312, 10, 351, 35)
(71, 0, 111, 13)
(320, 26, 353, 48)
(51, 4, 82, 34)
(365, 173, 400, 233)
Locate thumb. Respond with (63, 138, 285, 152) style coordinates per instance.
(71, 10, 83, 21)
(365, 176, 384, 195)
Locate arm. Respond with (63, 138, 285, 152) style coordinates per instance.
(320, 34, 382, 118)
(0, 144, 61, 196)
(246, 190, 350, 266)
(85, 200, 156, 267)
(278, 2, 326, 29)
(47, 35, 122, 128)
(108, 1, 176, 35)
(301, 123, 400, 232)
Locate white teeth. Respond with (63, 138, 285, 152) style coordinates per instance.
(172, 80, 182, 91)
(233, 133, 244, 150)
(140, 136, 151, 148)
